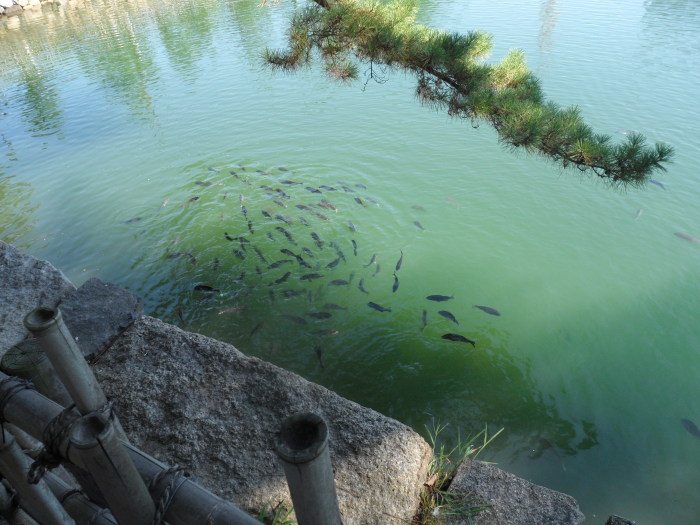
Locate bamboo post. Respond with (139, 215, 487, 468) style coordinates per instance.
(69, 413, 155, 525)
(42, 472, 118, 524)
(0, 428, 75, 525)
(0, 372, 261, 525)
(275, 412, 343, 525)
(23, 307, 129, 443)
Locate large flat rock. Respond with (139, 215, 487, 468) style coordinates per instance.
(439, 459, 585, 525)
(0, 241, 76, 354)
(92, 316, 433, 524)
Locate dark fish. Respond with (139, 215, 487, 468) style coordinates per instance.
(278, 166, 289, 172)
(267, 232, 275, 242)
(280, 248, 296, 257)
(395, 250, 404, 272)
(364, 254, 377, 267)
(427, 295, 453, 302)
(347, 271, 355, 284)
(335, 249, 346, 262)
(311, 232, 323, 250)
(299, 216, 310, 227)
(255, 266, 262, 276)
(275, 214, 293, 225)
(358, 278, 369, 294)
(438, 310, 459, 325)
(231, 171, 239, 177)
(302, 247, 314, 257)
(411, 204, 426, 212)
(306, 187, 322, 194)
(124, 217, 142, 224)
(314, 211, 330, 221)
(260, 184, 274, 191)
(186, 254, 198, 265)
(474, 305, 501, 316)
(351, 239, 358, 256)
(249, 321, 264, 336)
(195, 181, 213, 186)
(208, 167, 219, 172)
(186, 196, 200, 204)
(681, 418, 700, 438)
(212, 258, 220, 271)
(324, 303, 346, 310)
(233, 249, 246, 260)
(318, 199, 337, 211)
(296, 204, 312, 211)
(234, 271, 245, 282)
(307, 312, 332, 319)
(225, 232, 235, 241)
(355, 183, 367, 189)
(281, 179, 301, 185)
(269, 259, 293, 269)
(262, 210, 272, 218)
(237, 237, 250, 247)
(275, 226, 296, 245)
(166, 251, 186, 260)
(281, 289, 305, 297)
(311, 329, 339, 336)
(392, 273, 399, 293)
(441, 333, 476, 346)
(177, 308, 185, 323)
(674, 232, 700, 243)
(281, 314, 307, 325)
(348, 221, 357, 232)
(276, 188, 291, 200)
(326, 257, 341, 269)
(253, 246, 268, 263)
(194, 284, 220, 293)
(650, 179, 665, 189)
(368, 301, 391, 312)
(329, 279, 349, 286)
(413, 220, 424, 231)
(247, 220, 254, 234)
(319, 185, 337, 191)
(342, 185, 356, 193)
(271, 272, 292, 285)
(354, 197, 366, 207)
(372, 264, 381, 277)
(241, 205, 248, 218)
(295, 255, 313, 269)
(273, 199, 287, 208)
(314, 346, 325, 369)
(301, 273, 323, 280)
(420, 309, 427, 332)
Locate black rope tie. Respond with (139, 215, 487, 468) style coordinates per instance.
(148, 465, 191, 525)
(0, 377, 35, 423)
(27, 402, 79, 484)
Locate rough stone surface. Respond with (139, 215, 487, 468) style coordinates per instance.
(92, 316, 433, 524)
(0, 241, 76, 355)
(438, 459, 585, 525)
(59, 277, 144, 360)
(605, 515, 637, 525)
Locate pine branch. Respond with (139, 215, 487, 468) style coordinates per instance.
(265, 0, 673, 185)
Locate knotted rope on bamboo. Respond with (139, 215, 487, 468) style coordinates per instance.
(148, 465, 191, 525)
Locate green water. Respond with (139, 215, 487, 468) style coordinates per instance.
(2, 0, 700, 521)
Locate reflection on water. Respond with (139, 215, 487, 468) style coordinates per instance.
(2, 0, 700, 523)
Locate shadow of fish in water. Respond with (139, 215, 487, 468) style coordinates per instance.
(413, 220, 424, 230)
(650, 179, 665, 189)
(124, 217, 142, 224)
(194, 284, 220, 293)
(427, 294, 453, 302)
(681, 418, 700, 438)
(674, 232, 700, 243)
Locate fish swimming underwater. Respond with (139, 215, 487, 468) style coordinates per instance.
(681, 418, 700, 438)
(474, 305, 501, 316)
(368, 302, 391, 312)
(427, 295, 453, 302)
(441, 333, 475, 346)
(438, 310, 459, 324)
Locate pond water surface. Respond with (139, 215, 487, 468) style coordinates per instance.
(2, 0, 700, 522)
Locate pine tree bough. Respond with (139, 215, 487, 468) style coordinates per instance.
(265, 0, 673, 185)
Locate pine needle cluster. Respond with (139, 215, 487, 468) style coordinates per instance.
(264, 0, 673, 185)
